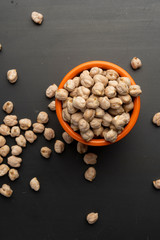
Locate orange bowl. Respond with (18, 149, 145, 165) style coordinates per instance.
(56, 61, 140, 146)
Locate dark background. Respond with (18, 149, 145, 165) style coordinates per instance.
(0, 0, 160, 239)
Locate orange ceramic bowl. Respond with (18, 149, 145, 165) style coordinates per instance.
(56, 61, 140, 146)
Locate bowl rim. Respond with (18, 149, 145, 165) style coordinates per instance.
(55, 61, 140, 146)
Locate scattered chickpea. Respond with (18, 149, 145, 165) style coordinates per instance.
(15, 135, 27, 147)
(25, 130, 37, 143)
(8, 169, 19, 181)
(54, 140, 65, 154)
(19, 118, 32, 130)
(129, 85, 142, 97)
(8, 156, 22, 168)
(131, 57, 142, 70)
(37, 111, 49, 124)
(30, 177, 40, 191)
(83, 153, 97, 165)
(0, 164, 10, 177)
(153, 179, 160, 189)
(153, 113, 160, 126)
(0, 124, 10, 136)
(10, 126, 20, 137)
(105, 86, 117, 98)
(55, 89, 68, 101)
(84, 167, 96, 181)
(48, 101, 56, 111)
(3, 115, 18, 127)
(7, 69, 18, 83)
(3, 101, 14, 114)
(0, 145, 10, 157)
(44, 128, 55, 140)
(80, 129, 94, 142)
(11, 145, 22, 156)
(0, 156, 3, 164)
(32, 123, 45, 133)
(0, 184, 13, 197)
(46, 84, 58, 98)
(62, 132, 73, 144)
(31, 11, 43, 24)
(40, 146, 52, 158)
(86, 212, 98, 224)
(0, 136, 6, 147)
(77, 142, 88, 154)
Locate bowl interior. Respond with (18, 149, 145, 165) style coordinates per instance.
(56, 61, 140, 146)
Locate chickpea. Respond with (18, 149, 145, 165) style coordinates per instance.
(8, 156, 22, 168)
(105, 86, 117, 98)
(153, 179, 160, 189)
(64, 79, 76, 92)
(123, 101, 134, 113)
(129, 85, 142, 97)
(0, 136, 6, 147)
(62, 108, 71, 122)
(48, 101, 56, 111)
(30, 177, 40, 191)
(77, 142, 88, 154)
(0, 164, 10, 177)
(81, 129, 94, 142)
(93, 74, 108, 87)
(95, 107, 105, 118)
(83, 153, 97, 165)
(83, 109, 95, 122)
(0, 156, 3, 164)
(110, 98, 123, 109)
(86, 96, 99, 109)
(112, 113, 130, 130)
(7, 69, 18, 83)
(62, 132, 73, 144)
(92, 82, 104, 96)
(46, 84, 58, 98)
(131, 57, 142, 70)
(106, 69, 119, 80)
(70, 124, 79, 131)
(32, 123, 45, 133)
(108, 106, 124, 116)
(78, 119, 90, 133)
(70, 88, 78, 98)
(25, 130, 37, 143)
(109, 124, 117, 131)
(101, 128, 109, 138)
(99, 96, 110, 110)
(73, 77, 80, 87)
(15, 135, 27, 147)
(118, 94, 132, 104)
(8, 169, 19, 181)
(66, 98, 77, 114)
(19, 118, 32, 130)
(44, 128, 55, 140)
(73, 96, 86, 110)
(11, 145, 22, 156)
(93, 126, 104, 137)
(40, 146, 52, 158)
(116, 81, 128, 95)
(102, 113, 113, 127)
(71, 112, 83, 126)
(0, 43, 2, 51)
(118, 77, 131, 86)
(37, 111, 49, 124)
(77, 86, 90, 100)
(54, 140, 65, 153)
(0, 124, 10, 136)
(3, 115, 18, 127)
(80, 70, 90, 79)
(90, 67, 103, 77)
(86, 212, 98, 224)
(0, 184, 13, 197)
(153, 113, 160, 126)
(108, 80, 118, 87)
(0, 145, 10, 157)
(103, 129, 117, 143)
(84, 167, 96, 181)
(81, 75, 94, 88)
(55, 89, 68, 101)
(10, 126, 20, 137)
(3, 101, 14, 114)
(90, 118, 102, 129)
(31, 11, 43, 24)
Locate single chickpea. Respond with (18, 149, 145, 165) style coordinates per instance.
(86, 212, 98, 224)
(11, 145, 22, 156)
(108, 80, 118, 87)
(123, 101, 134, 113)
(153, 113, 160, 126)
(0, 145, 10, 157)
(103, 129, 117, 143)
(78, 119, 90, 133)
(70, 124, 79, 131)
(83, 109, 95, 122)
(110, 98, 123, 109)
(44, 128, 55, 141)
(32, 123, 45, 133)
(0, 164, 10, 177)
(116, 82, 128, 95)
(0, 124, 10, 136)
(90, 67, 103, 77)
(153, 179, 160, 189)
(99, 96, 110, 110)
(81, 75, 94, 88)
(105, 86, 117, 98)
(25, 130, 37, 143)
(106, 69, 119, 80)
(112, 113, 130, 130)
(31, 11, 43, 24)
(19, 118, 32, 130)
(64, 79, 76, 92)
(73, 96, 86, 110)
(30, 177, 40, 191)
(66, 98, 77, 114)
(131, 57, 142, 70)
(55, 89, 68, 101)
(3, 115, 18, 127)
(101, 128, 109, 138)
(83, 153, 97, 165)
(118, 77, 131, 86)
(7, 156, 22, 168)
(77, 86, 90, 100)
(46, 84, 58, 98)
(108, 106, 124, 116)
(70, 88, 78, 98)
(77, 142, 88, 154)
(71, 112, 83, 126)
(80, 70, 90, 79)
(7, 69, 18, 83)
(62, 108, 71, 122)
(93, 126, 104, 137)
(37, 111, 49, 124)
(0, 136, 6, 147)
(8, 169, 19, 181)
(54, 140, 65, 153)
(0, 184, 13, 197)
(84, 167, 96, 181)
(118, 94, 132, 104)
(62, 132, 73, 144)
(73, 77, 80, 87)
(129, 85, 142, 97)
(40, 146, 52, 158)
(86, 96, 99, 109)
(10, 126, 20, 137)
(102, 113, 113, 127)
(15, 135, 27, 147)
(48, 101, 56, 111)
(92, 82, 104, 96)
(90, 118, 102, 129)
(3, 101, 14, 114)
(93, 74, 108, 87)
(95, 107, 105, 118)
(0, 156, 3, 164)
(81, 129, 94, 142)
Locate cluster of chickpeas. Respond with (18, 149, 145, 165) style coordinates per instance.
(55, 67, 142, 143)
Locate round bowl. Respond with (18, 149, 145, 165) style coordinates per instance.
(55, 61, 140, 146)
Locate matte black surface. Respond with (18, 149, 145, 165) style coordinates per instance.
(0, 0, 160, 239)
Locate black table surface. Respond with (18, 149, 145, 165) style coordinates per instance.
(0, 0, 160, 239)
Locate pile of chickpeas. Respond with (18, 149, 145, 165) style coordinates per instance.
(55, 67, 142, 143)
